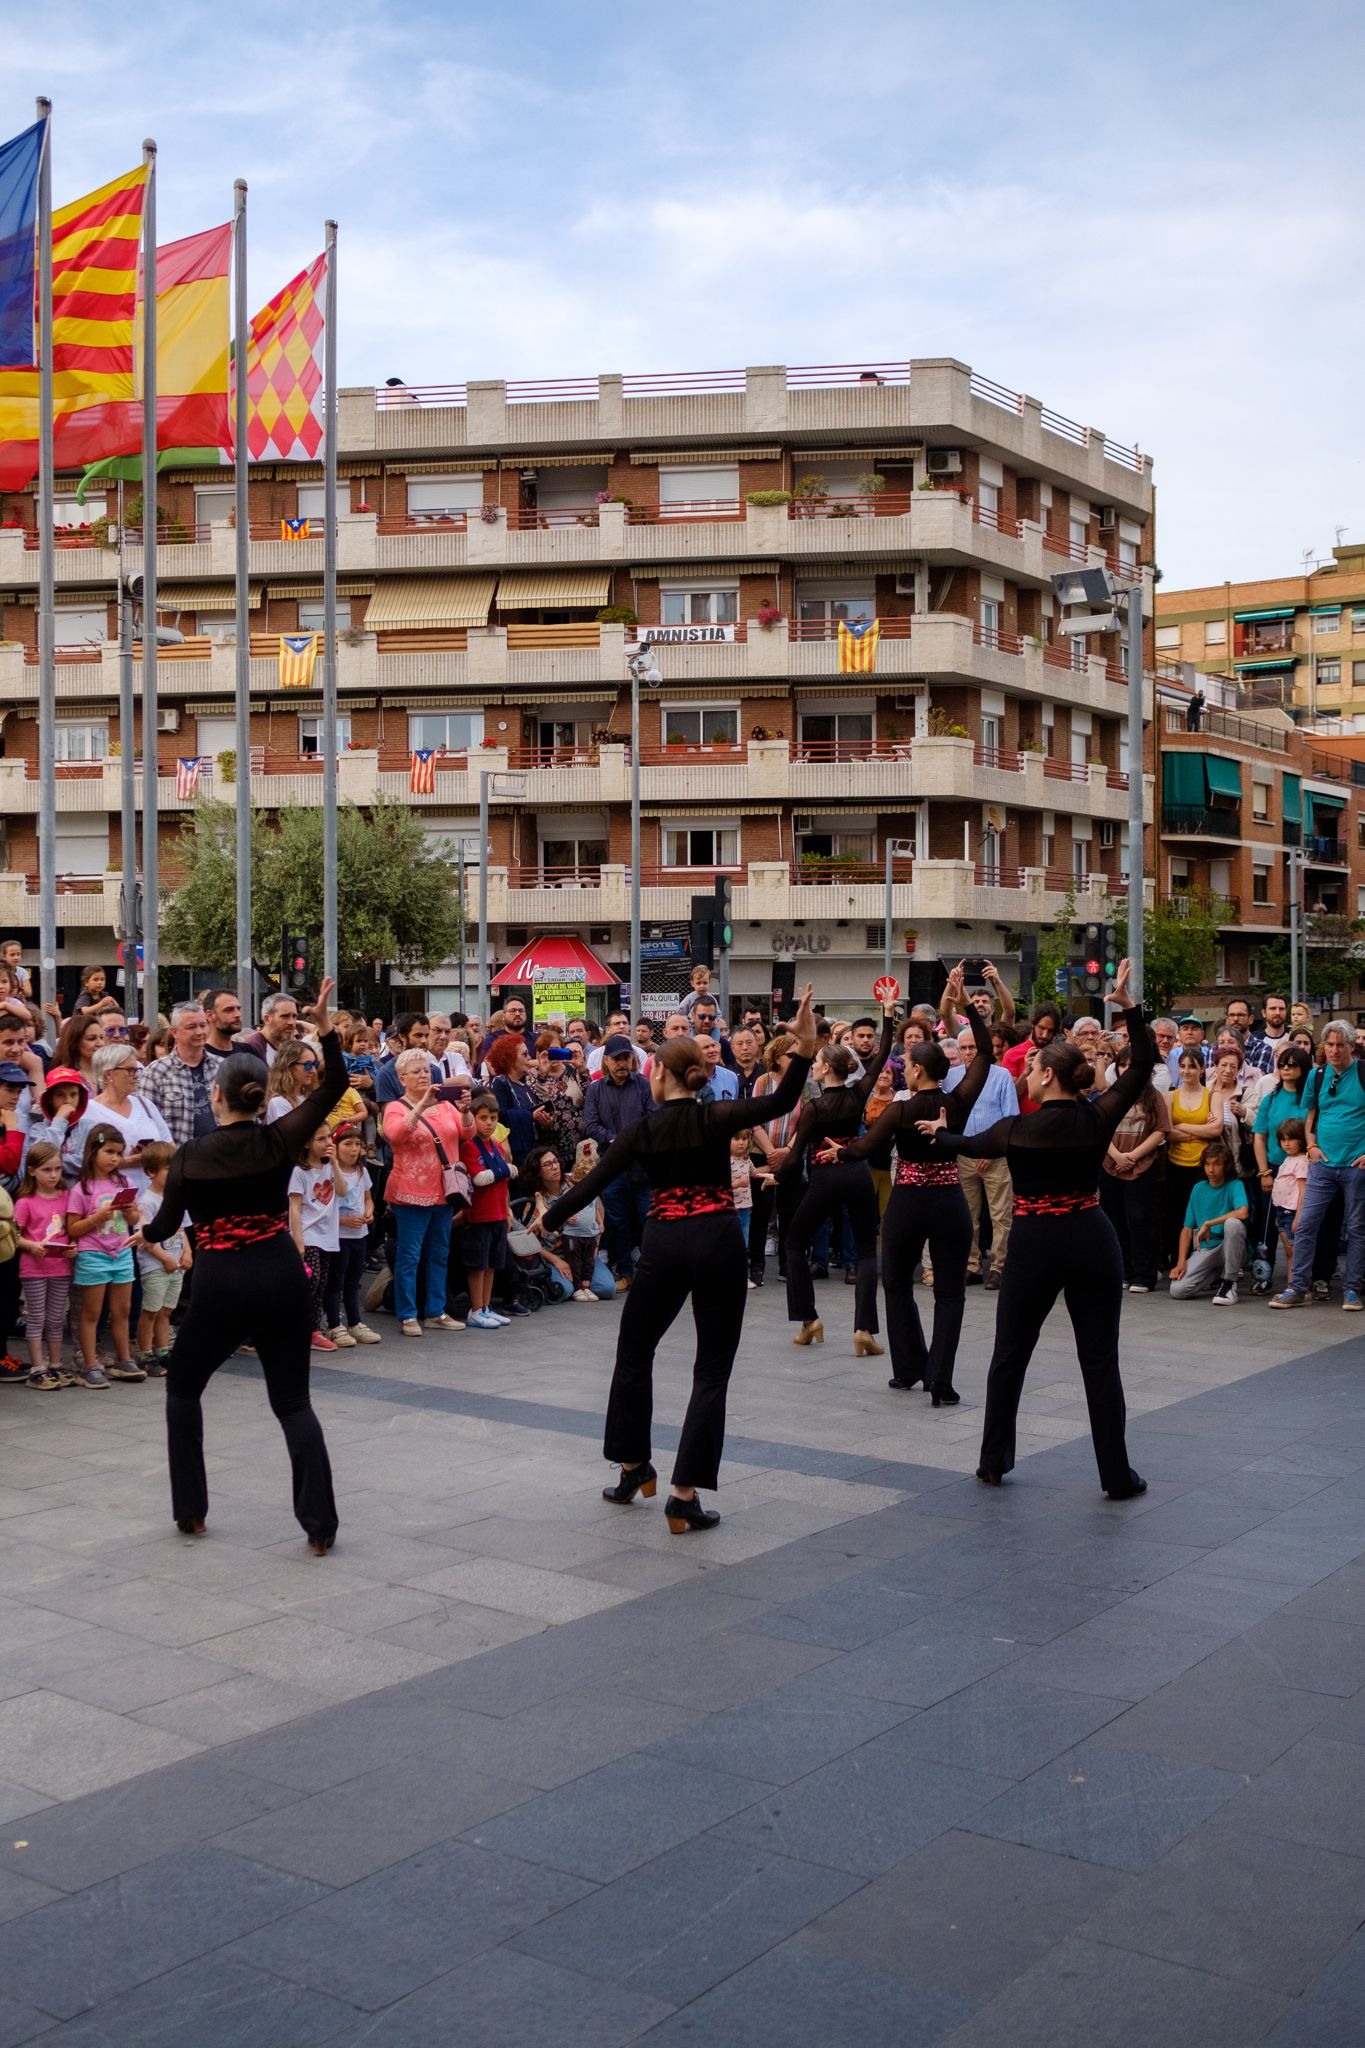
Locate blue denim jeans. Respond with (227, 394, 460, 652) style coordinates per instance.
(391, 1202, 452, 1322)
(1286, 1162, 1365, 1296)
(601, 1174, 650, 1276)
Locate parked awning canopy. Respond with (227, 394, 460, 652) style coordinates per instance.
(364, 576, 495, 629)
(1233, 656, 1296, 670)
(1234, 607, 1295, 621)
(160, 583, 262, 611)
(496, 571, 612, 610)
(1163, 753, 1205, 806)
(493, 936, 619, 989)
(1282, 772, 1301, 822)
(1204, 755, 1243, 800)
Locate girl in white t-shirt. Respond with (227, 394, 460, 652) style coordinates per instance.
(324, 1124, 379, 1346)
(289, 1125, 344, 1351)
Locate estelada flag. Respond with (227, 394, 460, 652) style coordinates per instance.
(281, 516, 310, 539)
(837, 617, 880, 674)
(245, 252, 326, 461)
(277, 632, 318, 689)
(0, 163, 148, 489)
(409, 748, 436, 794)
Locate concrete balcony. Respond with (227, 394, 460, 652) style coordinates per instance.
(336, 359, 1153, 517)
(0, 870, 119, 928)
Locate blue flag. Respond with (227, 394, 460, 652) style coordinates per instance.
(0, 118, 44, 369)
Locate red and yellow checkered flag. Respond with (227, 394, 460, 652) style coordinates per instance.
(243, 252, 326, 461)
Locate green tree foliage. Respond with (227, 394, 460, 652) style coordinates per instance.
(1258, 915, 1365, 1004)
(1108, 892, 1230, 1014)
(1032, 884, 1077, 1005)
(162, 799, 463, 984)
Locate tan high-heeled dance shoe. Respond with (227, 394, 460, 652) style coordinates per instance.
(853, 1330, 884, 1357)
(793, 1319, 824, 1346)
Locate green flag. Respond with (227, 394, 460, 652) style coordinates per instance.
(76, 446, 227, 504)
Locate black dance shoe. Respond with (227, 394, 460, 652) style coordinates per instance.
(975, 1468, 1004, 1487)
(665, 1493, 720, 1534)
(603, 1462, 657, 1504)
(888, 1375, 924, 1391)
(1105, 1472, 1148, 1502)
(307, 1534, 336, 1556)
(809, 1265, 830, 1281)
(928, 1384, 961, 1408)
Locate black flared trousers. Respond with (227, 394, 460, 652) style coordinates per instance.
(881, 1181, 973, 1390)
(785, 1160, 881, 1332)
(164, 1234, 338, 1542)
(978, 1206, 1138, 1495)
(603, 1210, 749, 1492)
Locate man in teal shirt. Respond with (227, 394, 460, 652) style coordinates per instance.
(1269, 1019, 1365, 1312)
(1170, 1144, 1250, 1305)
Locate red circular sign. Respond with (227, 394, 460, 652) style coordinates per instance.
(873, 975, 901, 1004)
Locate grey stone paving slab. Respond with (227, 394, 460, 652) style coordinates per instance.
(924, 1576, 1126, 1645)
(195, 1613, 448, 1699)
(615, 1627, 838, 1710)
(938, 1934, 1288, 2047)
(464, 1751, 763, 1884)
(891, 1670, 1126, 1779)
(131, 1672, 333, 1745)
(646, 1675, 911, 1784)
(231, 1838, 595, 2010)
(0, 1690, 200, 1801)
(1224, 1610, 1365, 1696)
(0, 1846, 328, 2020)
(813, 1618, 1026, 1708)
(212, 1755, 536, 1886)
(968, 1738, 1246, 1870)
(1121, 1565, 1297, 1638)
(19, 1579, 275, 1648)
(1078, 1823, 1365, 1997)
(374, 1600, 548, 1663)
(1208, 1736, 1365, 1855)
(631, 1940, 970, 2047)
(0, 1871, 59, 1929)
(321, 1944, 674, 2047)
(1105, 1659, 1333, 1777)
(1011, 1606, 1224, 1703)
(799, 1828, 1130, 2003)
(712, 1736, 1011, 1877)
(47, 1954, 358, 2048)
(745, 1564, 939, 1648)
(432, 1682, 707, 1792)
(0, 1756, 302, 1891)
(511, 1832, 860, 2004)
(0, 1785, 52, 1829)
(43, 1644, 230, 1714)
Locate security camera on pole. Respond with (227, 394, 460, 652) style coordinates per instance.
(1051, 563, 1146, 1003)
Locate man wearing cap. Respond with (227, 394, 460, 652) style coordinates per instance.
(1166, 1014, 1210, 1086)
(0, 1059, 30, 1383)
(584, 1033, 653, 1288)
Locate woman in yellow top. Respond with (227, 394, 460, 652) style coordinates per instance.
(1164, 1048, 1222, 1270)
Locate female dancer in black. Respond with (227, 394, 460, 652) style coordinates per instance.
(539, 986, 817, 1531)
(823, 992, 992, 1402)
(918, 959, 1150, 1499)
(781, 1004, 894, 1354)
(141, 978, 345, 1553)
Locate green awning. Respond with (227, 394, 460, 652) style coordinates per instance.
(1234, 656, 1297, 670)
(1282, 772, 1301, 822)
(1311, 604, 1342, 616)
(1163, 753, 1205, 806)
(1308, 789, 1345, 811)
(1204, 755, 1242, 800)
(1234, 607, 1295, 622)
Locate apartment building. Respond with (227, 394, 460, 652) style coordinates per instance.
(1156, 669, 1365, 1003)
(1156, 543, 1365, 723)
(0, 355, 1156, 1013)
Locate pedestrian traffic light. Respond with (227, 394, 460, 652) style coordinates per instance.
(1101, 923, 1119, 981)
(282, 931, 309, 991)
(713, 874, 733, 953)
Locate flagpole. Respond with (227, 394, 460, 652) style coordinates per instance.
(321, 219, 338, 991)
(117, 479, 138, 990)
(139, 138, 159, 1026)
(34, 97, 55, 1020)
(232, 178, 253, 1024)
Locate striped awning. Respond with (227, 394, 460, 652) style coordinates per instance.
(495, 570, 613, 610)
(364, 576, 496, 630)
(160, 583, 263, 611)
(630, 561, 770, 580)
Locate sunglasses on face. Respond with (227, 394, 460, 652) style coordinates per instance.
(105, 1026, 129, 1038)
(299, 1062, 318, 1074)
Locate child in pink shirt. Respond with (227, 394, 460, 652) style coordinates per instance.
(14, 1141, 76, 1389)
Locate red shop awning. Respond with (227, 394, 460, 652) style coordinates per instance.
(492, 936, 620, 989)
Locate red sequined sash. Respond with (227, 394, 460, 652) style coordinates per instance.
(647, 1186, 735, 1221)
(195, 1212, 288, 1251)
(1014, 1192, 1099, 1217)
(894, 1161, 961, 1188)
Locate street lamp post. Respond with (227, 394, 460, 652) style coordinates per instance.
(624, 640, 663, 1021)
(476, 769, 526, 1024)
(883, 837, 915, 983)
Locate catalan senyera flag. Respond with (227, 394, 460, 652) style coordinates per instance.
(135, 222, 231, 452)
(281, 516, 310, 539)
(0, 163, 148, 490)
(409, 748, 436, 795)
(277, 632, 318, 689)
(245, 252, 326, 461)
(837, 617, 880, 674)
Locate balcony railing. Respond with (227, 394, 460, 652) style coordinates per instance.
(377, 511, 470, 532)
(626, 499, 743, 524)
(786, 362, 913, 388)
(789, 616, 912, 641)
(976, 863, 1026, 888)
(639, 741, 748, 765)
(787, 493, 914, 519)
(792, 738, 909, 762)
(1305, 836, 1346, 865)
(791, 858, 914, 885)
(1161, 804, 1241, 837)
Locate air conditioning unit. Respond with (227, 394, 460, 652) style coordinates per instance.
(156, 707, 181, 733)
(926, 449, 963, 476)
(1099, 821, 1117, 847)
(894, 575, 918, 598)
(1096, 505, 1117, 529)
(892, 695, 921, 712)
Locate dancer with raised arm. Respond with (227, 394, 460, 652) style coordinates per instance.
(919, 960, 1152, 1499)
(539, 986, 818, 1532)
(823, 982, 993, 1402)
(780, 1003, 896, 1354)
(141, 979, 346, 1553)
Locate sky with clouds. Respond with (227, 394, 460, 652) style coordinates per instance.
(5, 0, 1361, 589)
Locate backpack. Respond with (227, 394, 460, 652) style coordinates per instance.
(0, 1189, 16, 1265)
(1302, 1059, 1365, 1134)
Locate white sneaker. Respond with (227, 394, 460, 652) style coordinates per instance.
(572, 1287, 597, 1302)
(747, 1279, 757, 1290)
(1127, 1284, 1151, 1294)
(468, 1309, 500, 1330)
(348, 1323, 381, 1345)
(400, 1319, 422, 1337)
(1212, 1280, 1238, 1306)
(329, 1326, 357, 1348)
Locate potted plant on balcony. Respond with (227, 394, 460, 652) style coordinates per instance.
(926, 707, 970, 739)
(355, 501, 372, 513)
(746, 489, 791, 508)
(479, 504, 500, 524)
(749, 723, 781, 741)
(595, 605, 637, 626)
(856, 472, 887, 498)
(479, 734, 501, 750)
(756, 603, 783, 629)
(216, 750, 236, 781)
(792, 473, 828, 518)
(710, 733, 735, 753)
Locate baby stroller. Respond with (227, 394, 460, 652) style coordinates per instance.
(1250, 1201, 1277, 1295)
(502, 1199, 549, 1312)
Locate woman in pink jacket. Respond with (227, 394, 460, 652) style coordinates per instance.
(381, 1049, 469, 1337)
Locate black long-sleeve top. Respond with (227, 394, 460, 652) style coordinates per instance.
(837, 1007, 994, 1167)
(929, 1006, 1153, 1200)
(780, 1013, 894, 1173)
(142, 1030, 347, 1240)
(542, 1051, 813, 1230)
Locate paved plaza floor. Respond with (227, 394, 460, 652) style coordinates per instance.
(0, 1279, 1362, 2043)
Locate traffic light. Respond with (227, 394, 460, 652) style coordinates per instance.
(1080, 921, 1102, 994)
(713, 874, 733, 953)
(689, 893, 715, 970)
(1101, 923, 1119, 982)
(283, 931, 310, 991)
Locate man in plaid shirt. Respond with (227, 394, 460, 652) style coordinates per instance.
(142, 1004, 226, 1146)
